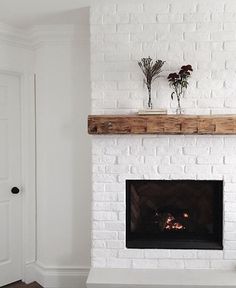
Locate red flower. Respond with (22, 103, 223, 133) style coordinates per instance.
(181, 65, 193, 72)
(168, 73, 179, 80)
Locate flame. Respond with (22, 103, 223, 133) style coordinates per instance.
(183, 213, 189, 218)
(164, 214, 186, 231)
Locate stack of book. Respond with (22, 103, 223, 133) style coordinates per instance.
(138, 109, 167, 115)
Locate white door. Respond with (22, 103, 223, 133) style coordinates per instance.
(0, 73, 22, 286)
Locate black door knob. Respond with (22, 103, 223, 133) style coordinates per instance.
(11, 187, 20, 194)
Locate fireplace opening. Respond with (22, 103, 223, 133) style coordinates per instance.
(126, 180, 223, 250)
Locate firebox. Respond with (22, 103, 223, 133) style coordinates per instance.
(126, 180, 223, 250)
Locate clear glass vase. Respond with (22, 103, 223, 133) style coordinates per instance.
(176, 106, 184, 115)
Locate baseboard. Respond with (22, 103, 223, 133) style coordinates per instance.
(24, 262, 89, 288)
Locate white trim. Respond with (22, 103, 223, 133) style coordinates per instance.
(20, 72, 37, 276)
(0, 22, 32, 49)
(0, 23, 75, 50)
(25, 262, 89, 288)
(30, 25, 75, 49)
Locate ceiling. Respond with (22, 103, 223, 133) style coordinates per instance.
(0, 0, 91, 28)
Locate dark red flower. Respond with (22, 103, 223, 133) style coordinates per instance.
(168, 73, 179, 80)
(181, 65, 193, 72)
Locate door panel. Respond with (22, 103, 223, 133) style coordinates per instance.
(0, 73, 22, 286)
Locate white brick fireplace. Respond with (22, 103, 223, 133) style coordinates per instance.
(90, 0, 236, 272)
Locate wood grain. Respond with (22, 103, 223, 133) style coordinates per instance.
(88, 114, 236, 135)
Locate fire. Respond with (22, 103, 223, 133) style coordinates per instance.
(183, 212, 189, 218)
(164, 214, 186, 231)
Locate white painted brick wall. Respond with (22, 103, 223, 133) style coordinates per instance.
(90, 0, 236, 270)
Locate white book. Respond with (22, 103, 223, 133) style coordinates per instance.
(138, 109, 167, 115)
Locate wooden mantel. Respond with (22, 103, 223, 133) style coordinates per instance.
(88, 114, 236, 135)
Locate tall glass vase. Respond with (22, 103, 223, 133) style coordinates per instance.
(147, 84, 153, 110)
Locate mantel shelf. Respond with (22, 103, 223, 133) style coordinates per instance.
(88, 114, 236, 135)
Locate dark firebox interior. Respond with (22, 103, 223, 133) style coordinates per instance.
(126, 180, 223, 250)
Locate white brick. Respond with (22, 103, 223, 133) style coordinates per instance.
(224, 251, 236, 259)
(93, 240, 106, 248)
(93, 212, 117, 221)
(225, 1, 236, 13)
(212, 13, 236, 23)
(158, 31, 183, 41)
(197, 251, 223, 259)
(105, 183, 124, 192)
(171, 250, 197, 259)
(211, 31, 236, 41)
(158, 259, 185, 269)
(119, 249, 144, 259)
(171, 155, 196, 164)
(93, 257, 106, 268)
(225, 222, 236, 232)
(117, 24, 143, 33)
(104, 33, 130, 44)
(224, 232, 236, 240)
(144, 2, 169, 13)
(118, 155, 144, 165)
(93, 231, 117, 240)
(184, 260, 210, 269)
(184, 13, 210, 22)
(198, 0, 224, 12)
(225, 202, 236, 213)
(105, 222, 125, 231)
(107, 258, 132, 268)
(197, 155, 223, 164)
(107, 240, 124, 249)
(185, 165, 212, 174)
(133, 259, 158, 269)
(211, 260, 236, 270)
(130, 146, 156, 156)
(131, 13, 157, 24)
(171, 1, 197, 13)
(145, 250, 170, 259)
(224, 183, 236, 191)
(159, 164, 184, 174)
(93, 248, 117, 258)
(131, 32, 156, 42)
(171, 23, 196, 33)
(183, 147, 210, 155)
(103, 13, 130, 24)
(93, 174, 117, 183)
(225, 241, 236, 249)
(94, 192, 117, 202)
(145, 156, 170, 165)
(106, 165, 129, 174)
(213, 165, 236, 174)
(158, 14, 183, 23)
(117, 3, 143, 13)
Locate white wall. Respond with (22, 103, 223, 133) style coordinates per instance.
(0, 8, 92, 288)
(34, 22, 91, 270)
(90, 0, 236, 270)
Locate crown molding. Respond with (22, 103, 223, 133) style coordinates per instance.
(0, 22, 32, 49)
(0, 23, 75, 50)
(29, 25, 75, 49)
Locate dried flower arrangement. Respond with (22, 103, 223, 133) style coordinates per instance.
(138, 57, 165, 109)
(168, 65, 193, 114)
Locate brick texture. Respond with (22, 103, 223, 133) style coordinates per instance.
(90, 0, 236, 270)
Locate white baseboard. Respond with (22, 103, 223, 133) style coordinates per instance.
(24, 262, 89, 288)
